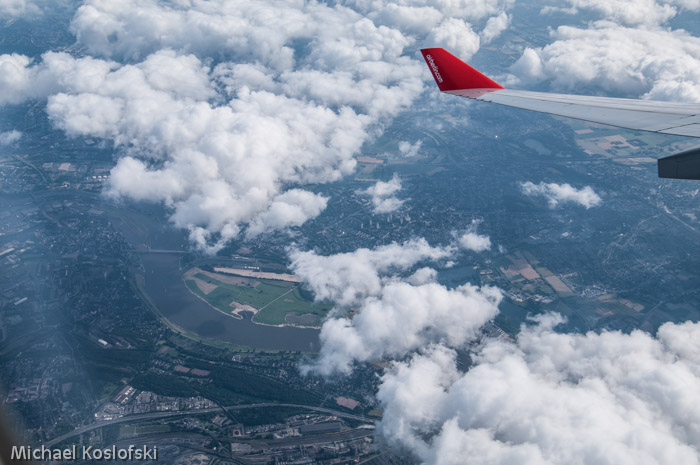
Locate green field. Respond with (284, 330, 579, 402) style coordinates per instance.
(185, 272, 329, 326)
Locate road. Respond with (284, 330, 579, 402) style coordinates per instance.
(249, 428, 373, 450)
(45, 403, 372, 447)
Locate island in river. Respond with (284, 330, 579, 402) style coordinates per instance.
(183, 266, 330, 327)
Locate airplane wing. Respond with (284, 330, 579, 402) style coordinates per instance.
(420, 47, 700, 180)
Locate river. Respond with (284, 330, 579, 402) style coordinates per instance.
(107, 202, 320, 352)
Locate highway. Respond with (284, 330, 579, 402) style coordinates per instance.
(45, 403, 372, 447)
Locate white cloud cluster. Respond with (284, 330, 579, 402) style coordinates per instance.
(520, 181, 602, 209)
(359, 174, 404, 214)
(377, 315, 700, 465)
(0, 130, 21, 145)
(311, 280, 501, 376)
(413, 1, 511, 58)
(245, 189, 328, 238)
(542, 0, 675, 26)
(4, 49, 352, 252)
(0, 0, 514, 253)
(480, 11, 511, 43)
(398, 139, 423, 157)
(68, 0, 513, 65)
(425, 17, 482, 60)
(672, 0, 700, 9)
(456, 219, 491, 252)
(509, 23, 700, 102)
(289, 238, 455, 307)
(0, 0, 46, 18)
(0, 53, 55, 104)
(542, 0, 700, 27)
(290, 239, 500, 375)
(346, 0, 514, 53)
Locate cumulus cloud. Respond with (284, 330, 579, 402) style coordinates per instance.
(310, 280, 501, 376)
(0, 0, 515, 253)
(0, 0, 52, 18)
(398, 139, 423, 157)
(291, 239, 499, 375)
(246, 189, 328, 238)
(0, 53, 56, 104)
(456, 219, 491, 252)
(480, 11, 510, 43)
(359, 174, 404, 214)
(520, 181, 602, 209)
(289, 238, 455, 307)
(346, 0, 513, 59)
(542, 0, 677, 26)
(0, 130, 21, 145)
(671, 0, 700, 10)
(36, 47, 374, 252)
(425, 18, 482, 61)
(371, 4, 445, 35)
(1, 3, 426, 252)
(377, 315, 700, 465)
(542, 0, 700, 26)
(508, 23, 700, 102)
(346, 0, 514, 31)
(67, 0, 513, 64)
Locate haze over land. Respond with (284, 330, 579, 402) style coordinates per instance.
(2, 0, 700, 464)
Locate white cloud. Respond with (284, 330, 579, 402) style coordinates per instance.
(246, 189, 328, 238)
(359, 174, 405, 214)
(289, 238, 455, 307)
(372, 196, 405, 215)
(69, 0, 302, 64)
(0, 15, 418, 251)
(68, 0, 512, 64)
(0, 54, 50, 104)
(508, 23, 700, 102)
(542, 0, 677, 26)
(344, 0, 514, 26)
(0, 0, 516, 253)
(35, 49, 368, 253)
(480, 11, 510, 43)
(364, 175, 402, 198)
(0, 130, 21, 145)
(520, 181, 602, 209)
(399, 139, 423, 157)
(456, 219, 491, 252)
(542, 0, 700, 27)
(0, 0, 48, 18)
(345, 1, 514, 59)
(372, 4, 445, 35)
(0, 51, 126, 106)
(425, 18, 482, 62)
(377, 315, 700, 465)
(291, 238, 499, 376)
(310, 280, 501, 376)
(0, 0, 74, 18)
(671, 0, 700, 9)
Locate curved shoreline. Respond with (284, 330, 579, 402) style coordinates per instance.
(181, 273, 321, 330)
(139, 253, 319, 352)
(181, 268, 321, 330)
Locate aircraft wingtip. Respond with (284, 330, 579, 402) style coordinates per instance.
(420, 48, 504, 93)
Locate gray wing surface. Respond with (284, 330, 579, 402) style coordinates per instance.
(447, 88, 700, 138)
(420, 48, 700, 179)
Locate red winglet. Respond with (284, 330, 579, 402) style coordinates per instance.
(421, 48, 504, 93)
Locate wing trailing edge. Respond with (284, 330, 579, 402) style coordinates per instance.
(420, 47, 700, 180)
